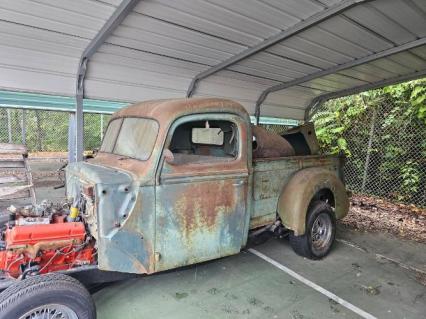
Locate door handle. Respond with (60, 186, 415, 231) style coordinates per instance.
(233, 180, 245, 186)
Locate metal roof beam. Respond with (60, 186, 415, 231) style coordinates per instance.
(186, 0, 370, 98)
(306, 69, 426, 120)
(254, 38, 426, 123)
(73, 0, 140, 162)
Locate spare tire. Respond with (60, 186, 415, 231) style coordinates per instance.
(0, 273, 96, 319)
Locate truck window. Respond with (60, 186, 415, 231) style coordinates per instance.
(169, 120, 238, 164)
(100, 117, 159, 160)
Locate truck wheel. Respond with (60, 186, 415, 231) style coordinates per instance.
(0, 273, 96, 319)
(289, 201, 336, 260)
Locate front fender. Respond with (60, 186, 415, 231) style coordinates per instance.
(277, 167, 349, 236)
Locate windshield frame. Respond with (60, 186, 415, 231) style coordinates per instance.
(99, 116, 160, 161)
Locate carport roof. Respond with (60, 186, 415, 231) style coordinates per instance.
(0, 0, 425, 121)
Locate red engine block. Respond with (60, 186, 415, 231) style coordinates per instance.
(0, 222, 96, 278)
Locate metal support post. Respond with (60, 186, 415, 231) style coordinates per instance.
(21, 109, 26, 145)
(361, 105, 377, 193)
(7, 109, 12, 143)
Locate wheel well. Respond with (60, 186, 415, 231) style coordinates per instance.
(311, 188, 335, 208)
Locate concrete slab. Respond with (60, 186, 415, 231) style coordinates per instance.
(93, 231, 425, 319)
(253, 236, 425, 319)
(93, 252, 359, 319)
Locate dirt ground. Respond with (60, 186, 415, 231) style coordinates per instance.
(341, 193, 426, 244)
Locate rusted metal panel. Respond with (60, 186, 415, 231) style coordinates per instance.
(277, 167, 349, 236)
(66, 162, 156, 274)
(155, 176, 248, 271)
(251, 155, 340, 227)
(252, 125, 295, 158)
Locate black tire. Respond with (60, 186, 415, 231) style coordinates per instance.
(0, 273, 96, 319)
(289, 201, 336, 260)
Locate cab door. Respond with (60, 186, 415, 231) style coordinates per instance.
(154, 114, 249, 272)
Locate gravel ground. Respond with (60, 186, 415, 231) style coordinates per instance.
(341, 194, 426, 244)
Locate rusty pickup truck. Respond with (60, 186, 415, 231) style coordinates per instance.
(0, 98, 348, 319)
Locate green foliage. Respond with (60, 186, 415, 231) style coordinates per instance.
(313, 78, 426, 207)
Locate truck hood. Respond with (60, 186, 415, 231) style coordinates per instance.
(65, 161, 132, 186)
(66, 161, 139, 241)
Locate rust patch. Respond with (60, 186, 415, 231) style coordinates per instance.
(174, 180, 237, 241)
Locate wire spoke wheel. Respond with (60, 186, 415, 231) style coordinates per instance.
(19, 304, 79, 319)
(310, 213, 333, 255)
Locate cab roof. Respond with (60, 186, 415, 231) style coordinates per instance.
(111, 98, 250, 124)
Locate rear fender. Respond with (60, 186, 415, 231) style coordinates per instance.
(277, 167, 349, 236)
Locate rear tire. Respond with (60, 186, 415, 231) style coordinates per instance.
(0, 273, 96, 319)
(289, 201, 336, 260)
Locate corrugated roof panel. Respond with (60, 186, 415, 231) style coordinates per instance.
(344, 4, 418, 44)
(87, 61, 192, 92)
(227, 64, 294, 82)
(93, 50, 203, 78)
(0, 32, 84, 58)
(134, 1, 263, 45)
(121, 13, 246, 54)
(0, 20, 89, 53)
(303, 77, 353, 91)
(32, 0, 118, 19)
(206, 70, 279, 88)
(260, 0, 324, 20)
(298, 27, 373, 58)
(0, 66, 74, 97)
(410, 46, 426, 60)
(388, 51, 426, 72)
(260, 103, 306, 120)
(371, 0, 426, 38)
(316, 0, 345, 6)
(318, 15, 394, 52)
(98, 44, 206, 73)
(348, 63, 399, 79)
(267, 43, 338, 69)
(412, 0, 426, 12)
(230, 59, 308, 80)
(337, 69, 383, 83)
(109, 26, 230, 65)
(95, 0, 123, 6)
(276, 35, 355, 64)
(321, 73, 369, 87)
(273, 85, 326, 98)
(205, 0, 302, 30)
(370, 58, 415, 75)
(247, 52, 321, 74)
(0, 0, 109, 39)
(0, 45, 79, 75)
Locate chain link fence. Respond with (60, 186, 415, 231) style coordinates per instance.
(0, 108, 110, 153)
(1, 99, 425, 208)
(311, 95, 426, 208)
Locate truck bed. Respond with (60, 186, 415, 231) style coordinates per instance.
(250, 155, 341, 229)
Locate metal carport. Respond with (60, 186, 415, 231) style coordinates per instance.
(0, 0, 425, 161)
